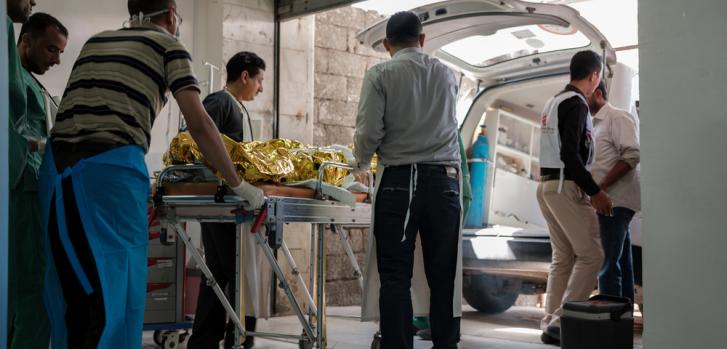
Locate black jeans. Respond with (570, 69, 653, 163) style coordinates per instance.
(375, 164, 462, 349)
(188, 223, 255, 349)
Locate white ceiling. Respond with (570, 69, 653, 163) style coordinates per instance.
(497, 75, 569, 116)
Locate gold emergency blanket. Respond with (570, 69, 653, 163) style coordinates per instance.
(164, 132, 349, 186)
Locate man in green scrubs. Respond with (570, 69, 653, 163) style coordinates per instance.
(8, 2, 68, 348)
(6, 1, 35, 347)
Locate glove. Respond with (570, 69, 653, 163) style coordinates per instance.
(350, 162, 371, 187)
(231, 181, 265, 210)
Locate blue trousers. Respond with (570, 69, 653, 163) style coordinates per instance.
(38, 144, 149, 349)
(597, 207, 636, 302)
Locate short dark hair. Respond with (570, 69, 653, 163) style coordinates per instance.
(18, 13, 68, 43)
(570, 50, 602, 81)
(386, 11, 422, 46)
(226, 51, 266, 83)
(595, 81, 608, 100)
(127, 0, 174, 18)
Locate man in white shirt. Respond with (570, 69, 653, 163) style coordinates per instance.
(588, 82, 641, 302)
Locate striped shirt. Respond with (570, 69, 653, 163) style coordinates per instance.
(52, 26, 199, 152)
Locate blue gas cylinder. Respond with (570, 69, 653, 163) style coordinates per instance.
(465, 130, 489, 228)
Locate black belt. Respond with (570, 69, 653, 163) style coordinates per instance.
(386, 163, 459, 177)
(52, 140, 124, 171)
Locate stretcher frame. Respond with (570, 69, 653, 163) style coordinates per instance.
(152, 163, 371, 348)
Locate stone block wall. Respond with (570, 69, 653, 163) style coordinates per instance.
(312, 7, 388, 146)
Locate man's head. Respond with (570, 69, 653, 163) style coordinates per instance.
(127, 0, 181, 37)
(570, 50, 603, 96)
(226, 51, 266, 101)
(588, 81, 608, 113)
(18, 13, 68, 75)
(7, 0, 36, 23)
(383, 11, 425, 56)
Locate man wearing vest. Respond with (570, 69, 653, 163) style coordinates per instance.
(537, 50, 613, 345)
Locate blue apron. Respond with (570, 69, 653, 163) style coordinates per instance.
(38, 144, 150, 349)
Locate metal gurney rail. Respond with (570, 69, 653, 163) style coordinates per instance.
(152, 163, 372, 348)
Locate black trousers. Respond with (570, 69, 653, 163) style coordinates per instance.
(47, 176, 106, 349)
(188, 223, 254, 349)
(375, 164, 462, 349)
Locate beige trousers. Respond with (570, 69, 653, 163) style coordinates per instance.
(536, 180, 604, 328)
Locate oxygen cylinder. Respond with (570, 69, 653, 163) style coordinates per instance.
(465, 126, 489, 228)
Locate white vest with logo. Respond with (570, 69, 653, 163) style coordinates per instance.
(539, 91, 594, 191)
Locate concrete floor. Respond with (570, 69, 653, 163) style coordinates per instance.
(143, 305, 643, 348)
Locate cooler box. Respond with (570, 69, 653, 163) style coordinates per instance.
(561, 295, 633, 349)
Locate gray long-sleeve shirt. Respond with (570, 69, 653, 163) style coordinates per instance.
(353, 47, 460, 168)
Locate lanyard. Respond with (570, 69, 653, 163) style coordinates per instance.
(223, 88, 255, 142)
(31, 73, 59, 109)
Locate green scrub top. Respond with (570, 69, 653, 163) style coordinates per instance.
(18, 68, 47, 191)
(8, 17, 29, 190)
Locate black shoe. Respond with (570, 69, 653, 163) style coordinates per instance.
(541, 325, 561, 346)
(242, 316, 257, 348)
(416, 329, 432, 341)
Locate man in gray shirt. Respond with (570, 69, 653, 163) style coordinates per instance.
(188, 51, 265, 349)
(354, 11, 462, 349)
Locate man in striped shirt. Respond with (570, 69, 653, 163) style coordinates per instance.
(37, 1, 264, 348)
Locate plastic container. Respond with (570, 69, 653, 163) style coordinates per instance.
(561, 295, 634, 349)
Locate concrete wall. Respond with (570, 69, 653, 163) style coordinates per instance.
(221, 0, 276, 141)
(312, 7, 387, 146)
(640, 0, 727, 348)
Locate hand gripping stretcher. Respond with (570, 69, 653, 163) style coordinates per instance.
(152, 163, 372, 348)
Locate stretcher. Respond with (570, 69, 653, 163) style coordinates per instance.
(152, 163, 372, 348)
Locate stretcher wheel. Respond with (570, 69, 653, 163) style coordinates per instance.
(162, 337, 178, 349)
(153, 330, 163, 345)
(370, 331, 381, 349)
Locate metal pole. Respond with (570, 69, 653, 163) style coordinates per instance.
(309, 224, 316, 322)
(316, 224, 326, 348)
(0, 2, 9, 344)
(272, 6, 281, 139)
(254, 231, 316, 340)
(204, 62, 220, 96)
(331, 225, 364, 290)
(235, 223, 243, 347)
(281, 240, 318, 314)
(173, 223, 247, 337)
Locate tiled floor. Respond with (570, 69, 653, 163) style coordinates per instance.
(142, 305, 643, 348)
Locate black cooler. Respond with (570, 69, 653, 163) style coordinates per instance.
(561, 295, 634, 349)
